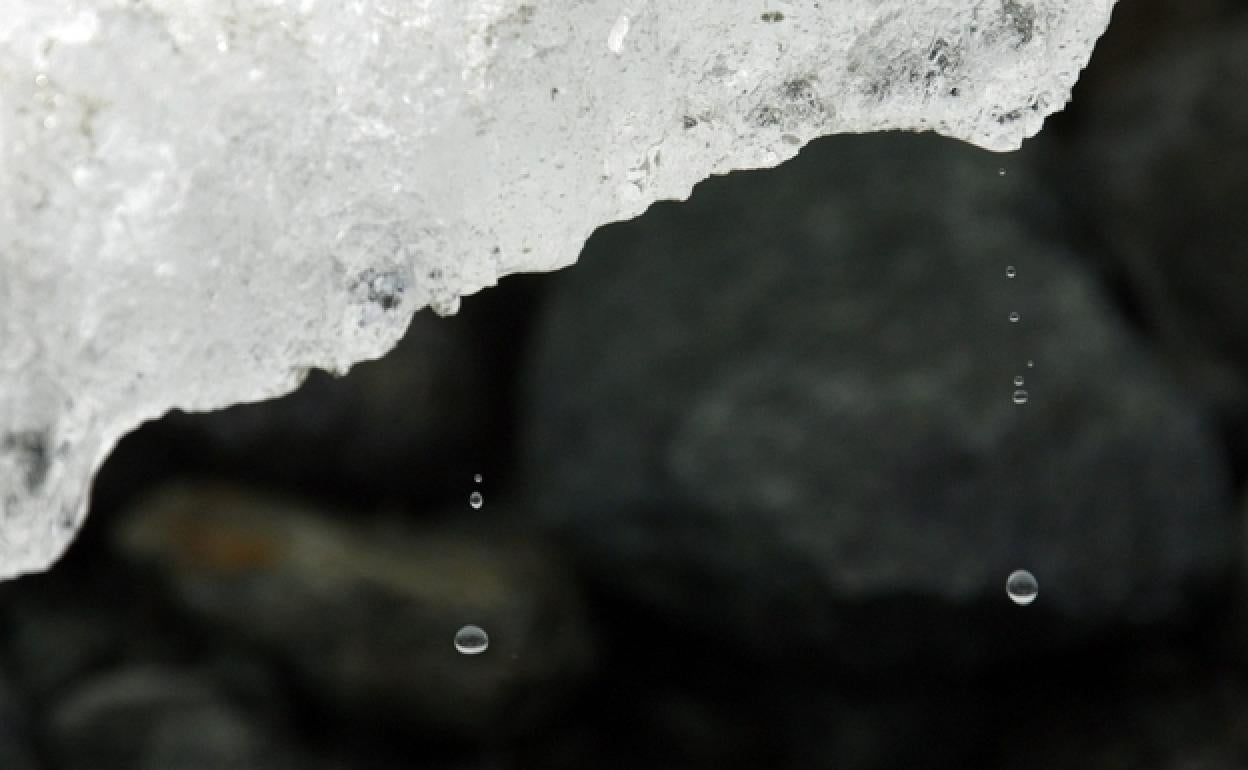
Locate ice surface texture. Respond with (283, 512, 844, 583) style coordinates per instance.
(0, 0, 1115, 578)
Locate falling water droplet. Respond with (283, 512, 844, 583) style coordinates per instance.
(1012, 389, 1029, 405)
(1006, 570, 1038, 605)
(1005, 265, 1017, 279)
(1013, 375, 1025, 387)
(454, 625, 489, 655)
(473, 473, 483, 484)
(469, 491, 483, 509)
(1008, 312, 1021, 323)
(1026, 359, 1035, 368)
(998, 168, 1007, 177)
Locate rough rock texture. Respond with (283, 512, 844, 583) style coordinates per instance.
(0, 0, 1117, 578)
(116, 482, 593, 734)
(524, 132, 1234, 671)
(1073, 19, 1248, 437)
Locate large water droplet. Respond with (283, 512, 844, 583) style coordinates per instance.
(1012, 389, 1029, 405)
(469, 491, 483, 509)
(454, 625, 489, 655)
(1008, 312, 1021, 323)
(1005, 265, 1017, 279)
(1006, 570, 1038, 605)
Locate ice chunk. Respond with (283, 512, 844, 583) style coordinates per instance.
(0, 0, 1116, 578)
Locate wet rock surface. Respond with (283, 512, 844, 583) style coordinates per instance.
(524, 133, 1234, 671)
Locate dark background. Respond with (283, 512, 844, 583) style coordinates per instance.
(3, 1, 1248, 767)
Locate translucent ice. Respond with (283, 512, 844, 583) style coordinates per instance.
(0, 0, 1116, 578)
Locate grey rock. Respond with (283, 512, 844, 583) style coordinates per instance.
(115, 482, 593, 735)
(524, 133, 1234, 670)
(1075, 19, 1248, 424)
(48, 665, 298, 770)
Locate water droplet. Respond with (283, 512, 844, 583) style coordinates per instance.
(998, 168, 1007, 177)
(469, 491, 483, 509)
(1012, 389, 1029, 405)
(1013, 375, 1024, 387)
(1008, 312, 1021, 323)
(1005, 266, 1017, 279)
(1006, 570, 1038, 605)
(454, 625, 489, 655)
(1026, 359, 1035, 368)
(34, 73, 49, 88)
(473, 473, 483, 484)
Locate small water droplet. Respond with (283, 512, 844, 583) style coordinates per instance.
(1006, 570, 1038, 605)
(1026, 359, 1035, 368)
(1006, 266, 1017, 279)
(473, 473, 483, 484)
(1013, 375, 1024, 387)
(998, 168, 1007, 177)
(34, 73, 49, 88)
(1008, 312, 1021, 323)
(1012, 389, 1029, 405)
(469, 491, 483, 509)
(454, 625, 489, 655)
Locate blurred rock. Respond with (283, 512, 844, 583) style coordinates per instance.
(524, 132, 1234, 672)
(0, 668, 38, 770)
(531, 681, 983, 770)
(156, 310, 491, 505)
(115, 482, 593, 736)
(48, 665, 299, 770)
(1074, 20, 1248, 436)
(1072, 0, 1242, 107)
(994, 674, 1248, 770)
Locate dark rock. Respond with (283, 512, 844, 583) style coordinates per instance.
(993, 672, 1248, 770)
(0, 667, 38, 770)
(114, 482, 594, 736)
(1072, 0, 1243, 109)
(47, 664, 299, 770)
(523, 132, 1234, 672)
(528, 676, 985, 770)
(1074, 20, 1248, 439)
(156, 308, 492, 506)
